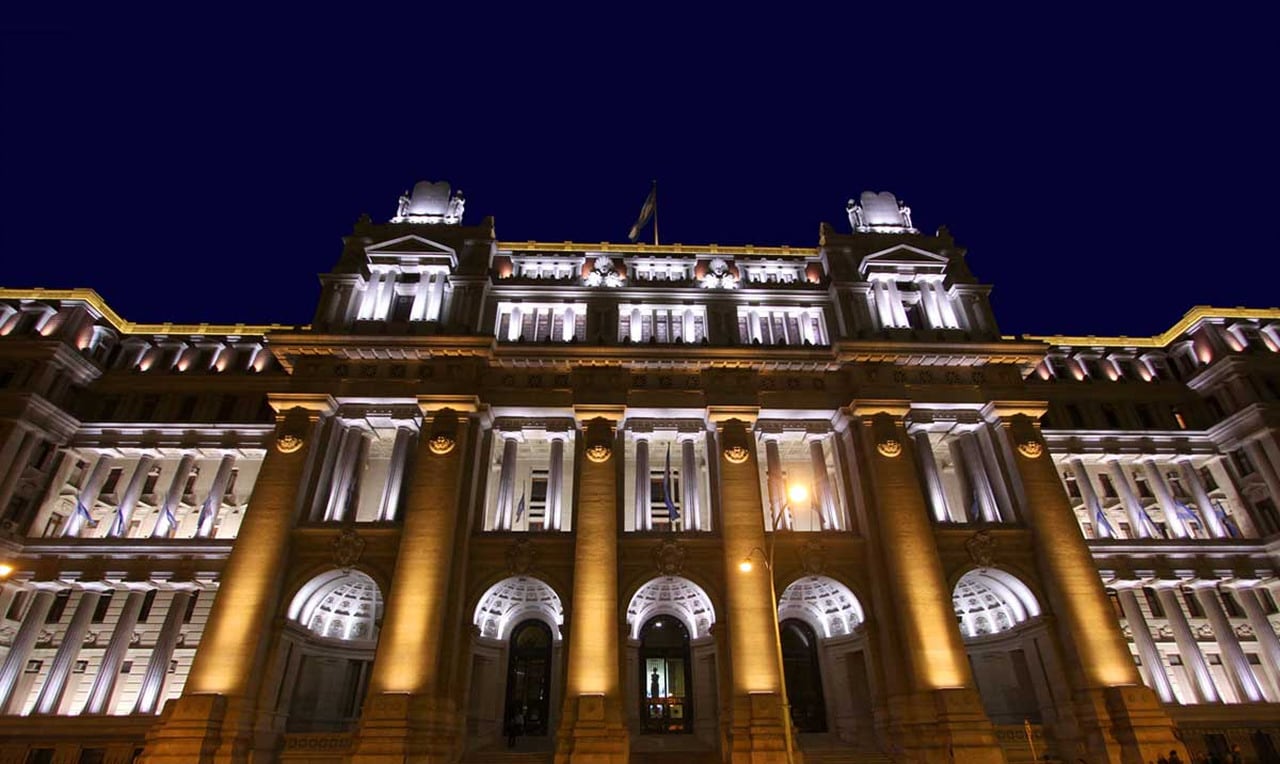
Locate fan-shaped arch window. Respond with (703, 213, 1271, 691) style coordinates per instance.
(473, 575, 564, 641)
(287, 570, 383, 642)
(951, 569, 1041, 639)
(625, 576, 716, 640)
(778, 575, 865, 639)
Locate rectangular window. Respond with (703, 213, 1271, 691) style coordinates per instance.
(183, 591, 200, 623)
(1182, 589, 1203, 618)
(46, 590, 70, 623)
(100, 467, 124, 496)
(527, 471, 549, 532)
(1199, 466, 1219, 491)
(138, 589, 158, 623)
(1133, 473, 1153, 499)
(92, 591, 114, 623)
(6, 590, 29, 620)
(1098, 473, 1118, 498)
(1143, 588, 1164, 618)
(1221, 591, 1245, 618)
(142, 466, 162, 496)
(648, 468, 682, 531)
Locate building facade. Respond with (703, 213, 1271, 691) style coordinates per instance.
(0, 184, 1276, 763)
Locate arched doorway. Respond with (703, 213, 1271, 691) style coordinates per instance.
(271, 570, 383, 734)
(639, 615, 693, 734)
(952, 568, 1064, 760)
(777, 575, 874, 748)
(624, 576, 719, 753)
(780, 619, 826, 732)
(504, 619, 553, 737)
(467, 576, 564, 752)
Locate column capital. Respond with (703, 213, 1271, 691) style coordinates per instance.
(1185, 578, 1226, 591)
(416, 395, 481, 415)
(573, 405, 625, 429)
(981, 400, 1049, 422)
(849, 399, 910, 419)
(267, 393, 337, 418)
(707, 405, 759, 427)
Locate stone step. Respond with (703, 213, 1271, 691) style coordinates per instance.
(459, 752, 553, 764)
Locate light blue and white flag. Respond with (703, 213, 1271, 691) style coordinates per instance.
(663, 444, 680, 524)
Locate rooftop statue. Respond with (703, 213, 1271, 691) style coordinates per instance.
(847, 191, 917, 234)
(392, 180, 466, 224)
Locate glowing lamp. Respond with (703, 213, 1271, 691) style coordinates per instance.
(787, 484, 809, 505)
(738, 559, 754, 573)
(0, 563, 13, 578)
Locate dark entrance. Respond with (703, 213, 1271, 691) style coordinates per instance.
(639, 615, 693, 733)
(780, 619, 827, 733)
(503, 620, 552, 737)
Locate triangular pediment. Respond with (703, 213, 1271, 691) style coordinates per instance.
(859, 244, 949, 276)
(365, 235, 458, 268)
(366, 235, 457, 256)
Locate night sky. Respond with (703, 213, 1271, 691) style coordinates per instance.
(3, 10, 1276, 337)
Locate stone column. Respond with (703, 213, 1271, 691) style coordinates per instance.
(494, 434, 519, 530)
(379, 425, 415, 522)
(426, 271, 446, 322)
(1232, 584, 1280, 701)
(409, 269, 430, 321)
(995, 408, 1184, 762)
(974, 424, 1018, 521)
(134, 589, 196, 714)
(632, 433, 650, 531)
(0, 588, 58, 713)
(1142, 458, 1189, 538)
(958, 430, 1000, 522)
(110, 454, 156, 537)
(66, 455, 111, 537)
(1152, 583, 1220, 703)
(680, 434, 700, 531)
(713, 415, 798, 763)
(1190, 582, 1265, 702)
(142, 398, 331, 762)
(0, 430, 37, 522)
(351, 404, 473, 761)
(553, 414, 627, 762)
(850, 404, 1001, 761)
(910, 427, 951, 522)
(1107, 457, 1152, 538)
(547, 433, 566, 531)
(33, 588, 103, 715)
(762, 435, 787, 529)
(1114, 586, 1175, 702)
(1178, 457, 1226, 538)
(324, 425, 362, 522)
(1069, 457, 1111, 538)
(871, 278, 895, 328)
(195, 454, 236, 538)
(807, 435, 838, 530)
(306, 418, 346, 521)
(84, 587, 148, 715)
(153, 454, 196, 538)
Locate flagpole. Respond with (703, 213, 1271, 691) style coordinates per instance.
(652, 180, 659, 246)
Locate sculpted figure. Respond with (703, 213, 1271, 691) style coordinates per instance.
(396, 191, 411, 219)
(898, 201, 913, 229)
(846, 199, 864, 230)
(447, 190, 466, 223)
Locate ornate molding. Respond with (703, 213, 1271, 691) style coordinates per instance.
(506, 537, 537, 576)
(331, 528, 366, 571)
(876, 438, 903, 458)
(427, 433, 456, 455)
(275, 406, 311, 454)
(723, 445, 750, 464)
(798, 539, 827, 576)
(965, 530, 997, 569)
(652, 537, 686, 576)
(1016, 440, 1045, 459)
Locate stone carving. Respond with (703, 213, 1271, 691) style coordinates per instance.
(700, 257, 738, 289)
(652, 537, 686, 576)
(331, 527, 366, 571)
(583, 255, 625, 288)
(799, 539, 827, 576)
(723, 444, 750, 464)
(1016, 440, 1045, 459)
(275, 406, 310, 454)
(848, 191, 917, 234)
(506, 537, 537, 575)
(876, 438, 903, 458)
(427, 433, 456, 455)
(391, 180, 466, 225)
(585, 443, 612, 463)
(965, 530, 997, 569)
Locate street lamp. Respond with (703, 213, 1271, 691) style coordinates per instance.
(738, 480, 807, 764)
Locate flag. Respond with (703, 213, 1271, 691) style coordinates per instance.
(968, 495, 982, 523)
(627, 183, 657, 242)
(663, 444, 680, 524)
(1213, 501, 1241, 538)
(515, 484, 526, 523)
(1138, 505, 1162, 538)
(159, 501, 177, 535)
(1171, 500, 1200, 527)
(1091, 498, 1116, 538)
(109, 507, 126, 537)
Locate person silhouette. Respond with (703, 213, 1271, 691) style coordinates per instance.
(650, 667, 661, 699)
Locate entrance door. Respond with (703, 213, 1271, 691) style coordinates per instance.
(639, 616, 693, 733)
(504, 620, 552, 736)
(780, 619, 827, 733)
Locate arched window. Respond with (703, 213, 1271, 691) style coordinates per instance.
(639, 616, 692, 734)
(780, 619, 827, 733)
(504, 620, 553, 738)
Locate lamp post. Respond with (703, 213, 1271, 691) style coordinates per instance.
(738, 481, 807, 764)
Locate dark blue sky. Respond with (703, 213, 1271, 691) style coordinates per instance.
(3, 10, 1276, 336)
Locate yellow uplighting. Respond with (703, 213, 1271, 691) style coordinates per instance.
(786, 484, 809, 505)
(738, 559, 754, 573)
(0, 563, 13, 578)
